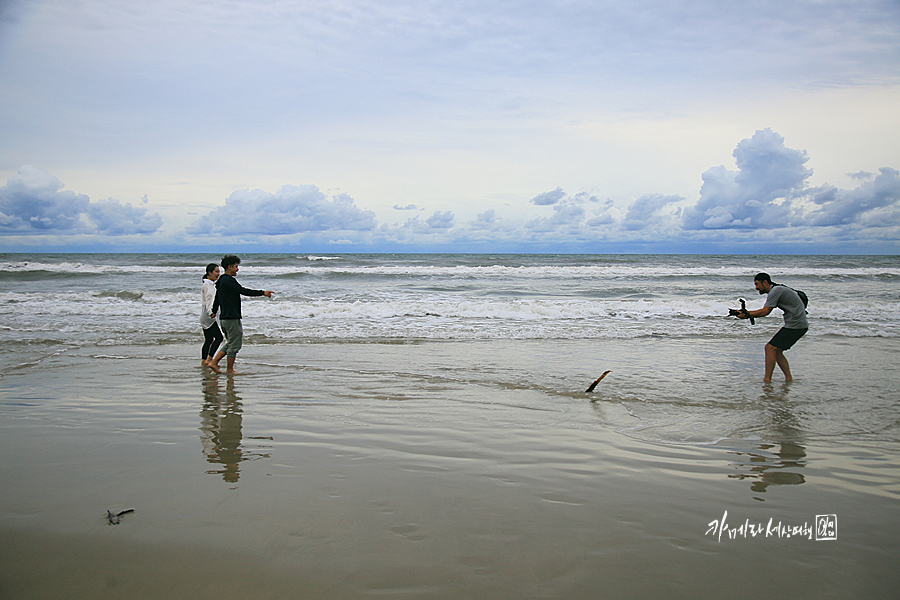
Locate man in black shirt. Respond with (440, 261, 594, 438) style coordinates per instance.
(209, 255, 272, 373)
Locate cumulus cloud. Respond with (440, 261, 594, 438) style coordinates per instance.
(4, 128, 897, 252)
(586, 198, 616, 227)
(0, 166, 88, 232)
(622, 194, 681, 230)
(0, 165, 162, 235)
(526, 200, 585, 233)
(682, 129, 811, 230)
(530, 187, 566, 206)
(476, 209, 497, 224)
(188, 185, 376, 235)
(391, 210, 457, 235)
(512, 129, 897, 246)
(525, 189, 622, 233)
(803, 168, 900, 227)
(682, 129, 900, 233)
(86, 198, 164, 234)
(426, 210, 455, 229)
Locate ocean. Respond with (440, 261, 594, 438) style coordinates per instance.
(1, 253, 899, 598)
(3, 253, 899, 344)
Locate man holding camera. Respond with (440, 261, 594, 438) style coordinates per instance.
(738, 273, 808, 383)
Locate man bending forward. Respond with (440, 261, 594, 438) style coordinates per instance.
(739, 273, 808, 383)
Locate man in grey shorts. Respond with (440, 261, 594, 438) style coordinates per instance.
(739, 273, 808, 382)
(209, 255, 273, 374)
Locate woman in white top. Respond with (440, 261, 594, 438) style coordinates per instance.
(200, 263, 224, 367)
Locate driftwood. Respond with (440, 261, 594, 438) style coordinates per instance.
(585, 370, 611, 393)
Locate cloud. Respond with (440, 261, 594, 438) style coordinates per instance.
(476, 209, 497, 224)
(426, 210, 455, 229)
(385, 210, 455, 236)
(680, 129, 900, 232)
(188, 185, 376, 235)
(0, 166, 88, 232)
(524, 189, 622, 234)
(0, 165, 162, 235)
(525, 199, 585, 233)
(803, 168, 900, 227)
(586, 198, 616, 227)
(683, 128, 812, 230)
(86, 198, 164, 234)
(530, 187, 566, 206)
(623, 194, 682, 231)
(3, 127, 899, 253)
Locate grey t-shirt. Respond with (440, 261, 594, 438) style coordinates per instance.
(765, 285, 809, 329)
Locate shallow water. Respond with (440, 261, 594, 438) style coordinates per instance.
(1, 336, 898, 599)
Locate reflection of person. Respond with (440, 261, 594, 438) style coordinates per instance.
(734, 384, 807, 495)
(209, 255, 273, 374)
(199, 375, 271, 482)
(739, 273, 808, 382)
(200, 263, 224, 368)
(199, 375, 244, 483)
(737, 441, 807, 494)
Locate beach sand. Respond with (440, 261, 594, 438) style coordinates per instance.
(1, 338, 899, 599)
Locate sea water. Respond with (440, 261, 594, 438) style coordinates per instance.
(2, 253, 898, 344)
(1, 253, 898, 599)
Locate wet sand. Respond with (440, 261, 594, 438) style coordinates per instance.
(1, 339, 899, 599)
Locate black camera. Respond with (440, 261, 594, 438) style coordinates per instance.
(728, 298, 754, 325)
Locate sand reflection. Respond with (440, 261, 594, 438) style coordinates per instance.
(199, 375, 269, 482)
(727, 383, 808, 497)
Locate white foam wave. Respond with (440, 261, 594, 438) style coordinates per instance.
(3, 261, 898, 279)
(0, 261, 198, 275)
(240, 264, 900, 279)
(2, 290, 898, 321)
(4, 290, 895, 341)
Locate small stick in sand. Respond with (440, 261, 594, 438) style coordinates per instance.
(585, 370, 611, 393)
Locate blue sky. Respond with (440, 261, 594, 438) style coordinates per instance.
(1, 0, 899, 253)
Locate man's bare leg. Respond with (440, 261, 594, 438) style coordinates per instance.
(764, 343, 792, 382)
(764, 343, 777, 383)
(774, 347, 792, 382)
(225, 355, 238, 374)
(209, 350, 226, 373)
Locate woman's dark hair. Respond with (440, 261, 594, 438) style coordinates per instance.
(203, 263, 218, 280)
(221, 255, 241, 270)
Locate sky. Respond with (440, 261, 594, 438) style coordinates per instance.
(1, 0, 899, 254)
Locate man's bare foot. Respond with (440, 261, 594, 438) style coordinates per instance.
(209, 363, 222, 373)
(225, 357, 238, 374)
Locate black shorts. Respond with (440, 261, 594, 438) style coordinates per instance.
(768, 327, 807, 350)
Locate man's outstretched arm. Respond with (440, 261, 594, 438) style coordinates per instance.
(742, 306, 773, 319)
